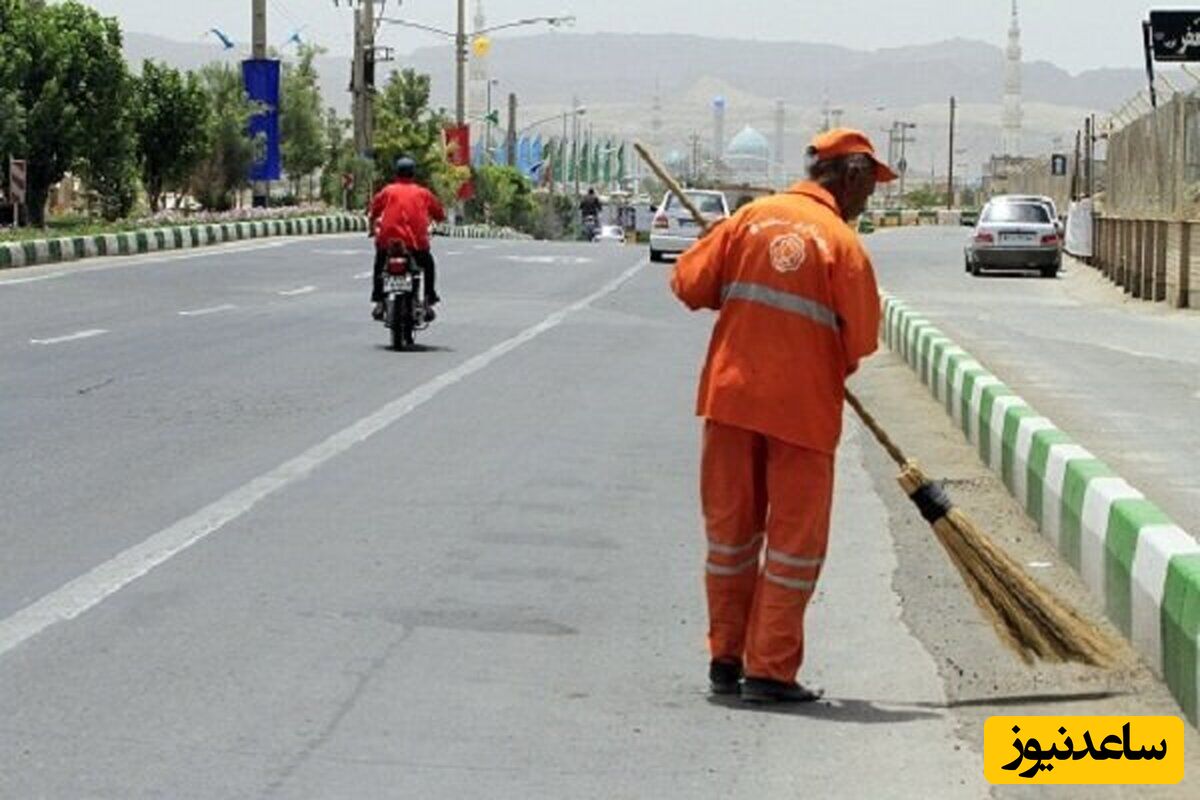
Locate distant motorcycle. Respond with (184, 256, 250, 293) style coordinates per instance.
(581, 214, 600, 242)
(379, 244, 430, 350)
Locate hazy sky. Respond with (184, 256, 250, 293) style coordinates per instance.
(83, 0, 1159, 74)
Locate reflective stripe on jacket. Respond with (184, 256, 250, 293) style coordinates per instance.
(671, 181, 881, 453)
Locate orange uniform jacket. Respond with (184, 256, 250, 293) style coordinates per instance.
(671, 181, 882, 454)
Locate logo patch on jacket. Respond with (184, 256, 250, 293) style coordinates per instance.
(770, 234, 807, 273)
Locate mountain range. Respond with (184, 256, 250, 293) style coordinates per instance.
(121, 30, 1160, 180)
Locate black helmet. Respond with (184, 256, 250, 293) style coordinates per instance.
(394, 156, 417, 179)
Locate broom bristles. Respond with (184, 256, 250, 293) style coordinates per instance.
(899, 463, 1115, 667)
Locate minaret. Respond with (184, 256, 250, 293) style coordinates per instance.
(651, 81, 663, 154)
(773, 98, 786, 186)
(1002, 0, 1022, 156)
(712, 96, 726, 178)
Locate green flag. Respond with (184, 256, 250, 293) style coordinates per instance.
(617, 143, 627, 184)
(602, 139, 613, 184)
(568, 141, 577, 182)
(580, 141, 591, 183)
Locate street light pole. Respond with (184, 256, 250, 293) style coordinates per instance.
(456, 0, 467, 126)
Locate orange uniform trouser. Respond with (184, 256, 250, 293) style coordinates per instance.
(701, 420, 835, 683)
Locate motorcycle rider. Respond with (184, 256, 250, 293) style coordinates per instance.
(579, 187, 602, 239)
(369, 156, 446, 321)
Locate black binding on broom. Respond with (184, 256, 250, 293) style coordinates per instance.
(910, 481, 953, 524)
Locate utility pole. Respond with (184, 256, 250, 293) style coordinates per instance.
(506, 92, 517, 167)
(894, 121, 916, 202)
(351, 1, 378, 159)
(456, 0, 467, 125)
(252, 0, 267, 207)
(946, 97, 956, 209)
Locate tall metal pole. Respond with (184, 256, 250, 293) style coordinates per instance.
(947, 97, 956, 209)
(456, 0, 467, 125)
(252, 0, 267, 59)
(252, 0, 268, 206)
(506, 92, 517, 168)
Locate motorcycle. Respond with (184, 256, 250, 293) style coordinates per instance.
(380, 244, 430, 350)
(581, 214, 600, 242)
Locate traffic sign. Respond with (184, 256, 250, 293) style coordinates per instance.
(8, 157, 26, 205)
(1149, 11, 1200, 61)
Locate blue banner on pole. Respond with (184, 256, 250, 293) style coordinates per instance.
(242, 59, 281, 182)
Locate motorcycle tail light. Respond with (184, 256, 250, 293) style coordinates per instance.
(387, 258, 408, 275)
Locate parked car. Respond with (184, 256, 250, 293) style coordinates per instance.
(592, 225, 627, 244)
(965, 199, 1062, 278)
(995, 193, 1062, 235)
(649, 190, 730, 262)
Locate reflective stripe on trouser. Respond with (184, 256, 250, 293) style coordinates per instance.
(701, 420, 834, 682)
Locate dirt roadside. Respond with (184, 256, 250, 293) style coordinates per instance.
(850, 349, 1200, 799)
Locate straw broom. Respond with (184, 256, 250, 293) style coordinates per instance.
(635, 141, 1115, 667)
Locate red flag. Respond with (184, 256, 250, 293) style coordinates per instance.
(444, 124, 475, 200)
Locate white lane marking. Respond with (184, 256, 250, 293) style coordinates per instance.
(278, 285, 317, 297)
(501, 255, 594, 265)
(0, 272, 64, 285)
(0, 259, 648, 659)
(29, 329, 109, 346)
(178, 304, 237, 317)
(0, 240, 293, 287)
(353, 271, 373, 280)
(445, 251, 463, 256)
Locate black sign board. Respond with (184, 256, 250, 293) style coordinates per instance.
(1149, 11, 1200, 62)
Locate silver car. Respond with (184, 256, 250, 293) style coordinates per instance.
(649, 190, 729, 262)
(965, 199, 1062, 278)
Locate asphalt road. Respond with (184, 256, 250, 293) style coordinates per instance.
(868, 226, 1200, 531)
(0, 232, 1194, 797)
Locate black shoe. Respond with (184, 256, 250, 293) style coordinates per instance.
(423, 306, 437, 323)
(371, 302, 385, 321)
(740, 677, 824, 704)
(709, 659, 743, 696)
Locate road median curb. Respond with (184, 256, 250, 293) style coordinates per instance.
(0, 214, 370, 271)
(881, 293, 1200, 724)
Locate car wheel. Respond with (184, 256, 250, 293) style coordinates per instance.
(1041, 263, 1059, 279)
(970, 260, 982, 277)
(650, 249, 665, 263)
(964, 253, 972, 273)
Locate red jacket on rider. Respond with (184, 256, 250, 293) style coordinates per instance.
(369, 178, 446, 251)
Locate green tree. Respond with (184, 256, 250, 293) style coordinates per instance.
(132, 61, 212, 212)
(0, 2, 28, 191)
(373, 68, 466, 204)
(1, 0, 138, 223)
(467, 165, 536, 230)
(190, 63, 259, 211)
(280, 43, 327, 199)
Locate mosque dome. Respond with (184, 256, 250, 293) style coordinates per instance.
(726, 126, 770, 160)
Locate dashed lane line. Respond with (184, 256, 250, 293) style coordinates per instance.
(29, 329, 109, 346)
(178, 304, 237, 317)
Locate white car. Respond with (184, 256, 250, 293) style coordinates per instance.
(965, 199, 1062, 278)
(592, 225, 626, 244)
(649, 190, 730, 262)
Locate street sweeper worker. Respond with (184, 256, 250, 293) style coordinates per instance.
(671, 128, 897, 704)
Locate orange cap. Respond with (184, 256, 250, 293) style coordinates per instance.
(810, 128, 898, 183)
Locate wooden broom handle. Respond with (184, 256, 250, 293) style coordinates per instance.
(634, 140, 908, 470)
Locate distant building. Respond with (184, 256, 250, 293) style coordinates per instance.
(725, 125, 771, 185)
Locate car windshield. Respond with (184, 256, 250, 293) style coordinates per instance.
(667, 193, 725, 215)
(983, 203, 1050, 224)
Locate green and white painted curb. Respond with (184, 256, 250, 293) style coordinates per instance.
(882, 294, 1200, 724)
(434, 223, 531, 240)
(0, 215, 369, 271)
